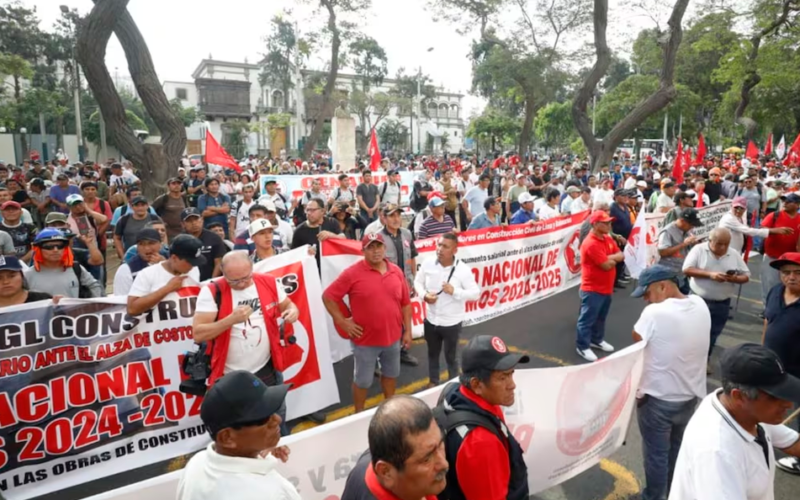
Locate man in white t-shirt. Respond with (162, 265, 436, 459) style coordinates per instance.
(670, 343, 800, 500)
(108, 162, 140, 196)
(229, 183, 258, 240)
(631, 265, 711, 500)
(127, 234, 203, 316)
(193, 251, 299, 435)
(657, 181, 677, 214)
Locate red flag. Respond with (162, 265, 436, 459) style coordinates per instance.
(745, 140, 759, 161)
(672, 140, 684, 185)
(683, 146, 692, 171)
(205, 130, 242, 173)
(368, 128, 380, 172)
(783, 132, 800, 167)
(696, 185, 704, 208)
(764, 134, 773, 157)
(694, 134, 707, 166)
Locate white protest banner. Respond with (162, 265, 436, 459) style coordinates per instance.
(624, 201, 732, 276)
(0, 247, 338, 500)
(259, 171, 417, 206)
(84, 342, 645, 500)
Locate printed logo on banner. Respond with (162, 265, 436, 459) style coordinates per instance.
(555, 360, 632, 456)
(563, 230, 582, 275)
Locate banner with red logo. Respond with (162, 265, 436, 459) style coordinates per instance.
(0, 247, 337, 499)
(320, 213, 588, 362)
(624, 201, 732, 278)
(259, 171, 416, 206)
(83, 341, 645, 500)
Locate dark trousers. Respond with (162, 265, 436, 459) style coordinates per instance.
(424, 320, 461, 384)
(255, 361, 289, 436)
(704, 298, 731, 358)
(576, 290, 612, 350)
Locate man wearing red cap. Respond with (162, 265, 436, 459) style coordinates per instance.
(323, 233, 412, 412)
(575, 211, 625, 362)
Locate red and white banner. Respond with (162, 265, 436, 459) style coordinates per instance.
(321, 213, 588, 362)
(85, 342, 646, 500)
(0, 247, 338, 500)
(624, 202, 732, 278)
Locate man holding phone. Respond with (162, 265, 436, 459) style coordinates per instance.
(657, 208, 704, 294)
(683, 227, 750, 371)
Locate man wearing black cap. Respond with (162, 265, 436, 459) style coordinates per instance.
(436, 335, 529, 500)
(657, 208, 703, 293)
(261, 178, 292, 220)
(630, 265, 711, 500)
(113, 195, 161, 258)
(127, 234, 204, 316)
(663, 191, 695, 225)
(181, 207, 229, 281)
(152, 177, 188, 241)
(610, 189, 633, 288)
(759, 193, 800, 306)
(379, 169, 403, 207)
(113, 229, 165, 296)
(670, 344, 800, 499)
(177, 370, 299, 500)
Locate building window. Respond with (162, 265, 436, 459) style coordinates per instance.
(454, 131, 458, 137)
(272, 90, 284, 108)
(176, 88, 188, 100)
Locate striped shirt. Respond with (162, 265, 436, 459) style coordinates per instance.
(418, 215, 455, 239)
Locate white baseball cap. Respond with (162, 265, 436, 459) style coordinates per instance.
(248, 219, 273, 236)
(518, 193, 535, 204)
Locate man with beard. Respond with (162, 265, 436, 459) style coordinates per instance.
(291, 198, 343, 270)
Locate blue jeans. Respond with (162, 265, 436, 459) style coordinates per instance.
(576, 290, 612, 350)
(637, 396, 698, 500)
(704, 298, 731, 358)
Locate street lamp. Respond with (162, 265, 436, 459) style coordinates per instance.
(61, 5, 84, 162)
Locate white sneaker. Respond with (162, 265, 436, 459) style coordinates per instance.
(777, 457, 800, 475)
(591, 341, 615, 352)
(576, 347, 598, 362)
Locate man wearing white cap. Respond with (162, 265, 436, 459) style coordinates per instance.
(417, 194, 455, 239)
(249, 219, 279, 264)
(506, 173, 529, 216)
(561, 185, 582, 213)
(510, 193, 537, 225)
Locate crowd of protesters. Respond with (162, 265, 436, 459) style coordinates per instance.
(3, 149, 800, 500)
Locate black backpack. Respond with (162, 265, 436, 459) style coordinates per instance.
(71, 263, 93, 298)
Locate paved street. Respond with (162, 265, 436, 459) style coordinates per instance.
(35, 257, 798, 500)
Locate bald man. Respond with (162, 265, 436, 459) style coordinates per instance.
(683, 228, 751, 371)
(193, 251, 299, 434)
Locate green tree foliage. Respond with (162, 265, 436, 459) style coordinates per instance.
(259, 12, 299, 110)
(84, 109, 146, 147)
(535, 101, 574, 149)
(347, 35, 388, 91)
(377, 118, 408, 151)
(170, 99, 199, 128)
(467, 108, 521, 153)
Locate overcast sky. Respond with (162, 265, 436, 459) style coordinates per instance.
(29, 0, 685, 117)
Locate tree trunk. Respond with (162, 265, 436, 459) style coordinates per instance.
(734, 0, 792, 142)
(56, 116, 65, 150)
(518, 95, 535, 158)
(302, 0, 340, 160)
(78, 0, 185, 199)
(14, 76, 29, 161)
(572, 0, 689, 172)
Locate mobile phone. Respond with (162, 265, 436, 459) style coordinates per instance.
(726, 270, 737, 276)
(75, 215, 91, 236)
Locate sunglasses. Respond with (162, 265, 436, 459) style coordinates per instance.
(40, 242, 67, 251)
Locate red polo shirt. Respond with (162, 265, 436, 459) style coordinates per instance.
(365, 464, 438, 500)
(323, 259, 410, 347)
(580, 232, 618, 295)
(455, 386, 511, 500)
(762, 211, 800, 258)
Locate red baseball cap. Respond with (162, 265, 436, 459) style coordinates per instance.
(427, 191, 445, 201)
(361, 232, 385, 249)
(1, 201, 21, 210)
(590, 211, 614, 224)
(770, 253, 800, 270)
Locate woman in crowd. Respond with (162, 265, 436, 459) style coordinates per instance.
(330, 202, 367, 240)
(0, 255, 55, 307)
(24, 228, 104, 298)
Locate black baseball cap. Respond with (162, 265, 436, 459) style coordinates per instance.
(0, 255, 24, 272)
(462, 335, 530, 373)
(680, 208, 703, 227)
(721, 343, 800, 403)
(136, 228, 161, 244)
(631, 264, 678, 298)
(131, 196, 148, 206)
(201, 370, 290, 436)
(781, 193, 800, 204)
(169, 234, 206, 266)
(181, 207, 202, 221)
(613, 188, 629, 197)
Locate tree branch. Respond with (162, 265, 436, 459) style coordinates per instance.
(76, 0, 143, 165)
(515, 0, 542, 52)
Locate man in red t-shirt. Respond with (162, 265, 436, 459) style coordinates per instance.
(576, 210, 625, 362)
(760, 193, 800, 304)
(323, 233, 412, 412)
